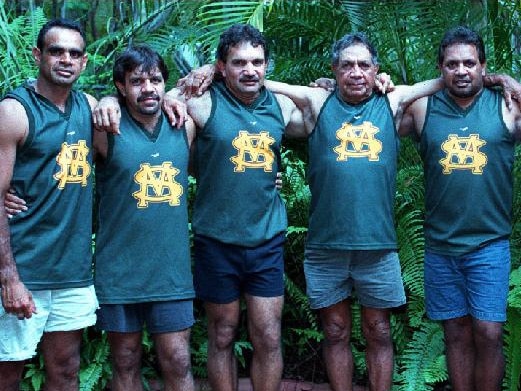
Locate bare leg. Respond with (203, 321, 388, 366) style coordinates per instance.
(245, 294, 283, 391)
(154, 329, 194, 391)
(361, 307, 393, 391)
(107, 331, 143, 391)
(320, 300, 353, 391)
(205, 300, 240, 391)
(473, 319, 504, 391)
(443, 316, 474, 391)
(41, 330, 82, 391)
(0, 361, 25, 391)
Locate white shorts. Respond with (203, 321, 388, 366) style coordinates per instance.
(0, 285, 98, 361)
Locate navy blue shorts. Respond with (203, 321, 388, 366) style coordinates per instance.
(194, 233, 285, 303)
(96, 300, 194, 334)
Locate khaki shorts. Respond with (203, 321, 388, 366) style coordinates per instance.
(0, 285, 98, 361)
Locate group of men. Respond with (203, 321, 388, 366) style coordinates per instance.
(0, 16, 519, 391)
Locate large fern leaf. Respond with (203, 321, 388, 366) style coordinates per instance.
(395, 321, 447, 391)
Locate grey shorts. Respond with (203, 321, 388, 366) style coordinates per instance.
(304, 248, 405, 309)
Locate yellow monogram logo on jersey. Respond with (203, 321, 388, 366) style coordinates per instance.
(439, 134, 487, 174)
(132, 162, 184, 208)
(230, 131, 275, 172)
(333, 121, 382, 161)
(53, 140, 91, 189)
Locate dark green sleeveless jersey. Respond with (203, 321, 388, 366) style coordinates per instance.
(192, 81, 287, 247)
(420, 88, 514, 256)
(6, 81, 93, 290)
(94, 107, 194, 304)
(306, 91, 399, 250)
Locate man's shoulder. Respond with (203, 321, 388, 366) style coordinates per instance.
(0, 97, 29, 140)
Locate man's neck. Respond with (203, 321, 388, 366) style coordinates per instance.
(130, 110, 161, 133)
(446, 88, 482, 110)
(34, 78, 72, 112)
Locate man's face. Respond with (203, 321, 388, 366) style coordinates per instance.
(116, 66, 165, 117)
(33, 27, 87, 87)
(440, 43, 485, 99)
(218, 41, 267, 102)
(333, 44, 379, 104)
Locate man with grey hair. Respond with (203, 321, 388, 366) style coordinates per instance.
(259, 32, 445, 391)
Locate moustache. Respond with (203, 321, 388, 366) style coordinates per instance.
(239, 76, 260, 82)
(137, 94, 160, 102)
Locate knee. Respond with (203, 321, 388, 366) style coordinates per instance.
(474, 323, 503, 348)
(48, 353, 81, 382)
(211, 323, 237, 351)
(111, 345, 142, 374)
(323, 319, 349, 345)
(443, 317, 473, 345)
(252, 324, 281, 354)
(160, 347, 192, 377)
(362, 318, 392, 347)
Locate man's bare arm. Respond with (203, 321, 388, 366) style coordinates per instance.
(274, 93, 308, 138)
(388, 78, 444, 125)
(397, 97, 428, 138)
(0, 99, 36, 319)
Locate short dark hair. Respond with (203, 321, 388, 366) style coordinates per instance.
(113, 45, 169, 100)
(332, 32, 378, 67)
(37, 18, 86, 50)
(438, 26, 485, 65)
(216, 24, 268, 62)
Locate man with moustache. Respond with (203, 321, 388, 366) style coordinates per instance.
(93, 45, 196, 391)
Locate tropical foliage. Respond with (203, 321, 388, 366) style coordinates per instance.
(1, 0, 521, 390)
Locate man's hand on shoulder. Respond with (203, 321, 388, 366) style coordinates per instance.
(309, 77, 335, 91)
(92, 96, 121, 135)
(484, 74, 521, 110)
(375, 73, 395, 94)
(177, 64, 216, 99)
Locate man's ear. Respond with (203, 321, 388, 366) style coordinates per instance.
(481, 61, 487, 76)
(115, 81, 126, 98)
(32, 47, 41, 65)
(217, 60, 226, 78)
(80, 53, 88, 72)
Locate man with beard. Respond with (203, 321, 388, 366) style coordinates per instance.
(0, 19, 97, 391)
(92, 45, 196, 391)
(399, 26, 521, 391)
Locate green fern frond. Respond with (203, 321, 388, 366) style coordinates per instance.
(508, 266, 521, 309)
(395, 321, 447, 391)
(396, 208, 425, 299)
(79, 364, 103, 391)
(405, 295, 427, 328)
(284, 273, 317, 328)
(0, 6, 45, 95)
(503, 308, 521, 391)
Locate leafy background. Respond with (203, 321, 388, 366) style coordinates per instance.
(1, 0, 520, 390)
